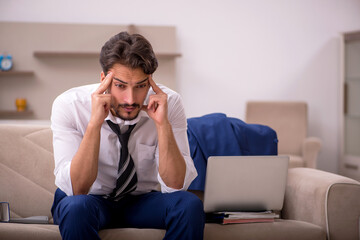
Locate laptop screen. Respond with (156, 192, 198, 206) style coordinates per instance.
(203, 155, 289, 213)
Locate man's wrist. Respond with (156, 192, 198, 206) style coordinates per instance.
(155, 119, 171, 132)
(87, 120, 104, 131)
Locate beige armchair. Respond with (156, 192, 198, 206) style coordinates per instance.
(245, 101, 322, 168)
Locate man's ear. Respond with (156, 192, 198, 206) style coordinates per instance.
(100, 71, 106, 83)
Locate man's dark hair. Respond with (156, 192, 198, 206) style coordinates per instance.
(99, 32, 158, 74)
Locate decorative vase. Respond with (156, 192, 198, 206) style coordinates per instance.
(15, 98, 27, 112)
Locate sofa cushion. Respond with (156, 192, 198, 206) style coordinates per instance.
(0, 219, 325, 240)
(99, 228, 166, 240)
(0, 125, 56, 219)
(0, 222, 167, 240)
(204, 219, 326, 240)
(0, 223, 61, 240)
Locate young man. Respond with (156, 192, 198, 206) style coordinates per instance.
(51, 32, 205, 240)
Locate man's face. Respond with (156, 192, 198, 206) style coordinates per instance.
(101, 63, 150, 121)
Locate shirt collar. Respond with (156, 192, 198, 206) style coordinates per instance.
(105, 109, 149, 126)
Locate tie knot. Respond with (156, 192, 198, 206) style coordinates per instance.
(106, 120, 136, 145)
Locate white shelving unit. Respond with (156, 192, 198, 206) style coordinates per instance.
(340, 30, 360, 181)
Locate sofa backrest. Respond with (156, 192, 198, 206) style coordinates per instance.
(0, 124, 56, 219)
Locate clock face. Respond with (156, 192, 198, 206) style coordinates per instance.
(1, 58, 12, 71)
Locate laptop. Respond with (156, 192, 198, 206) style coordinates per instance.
(203, 155, 289, 213)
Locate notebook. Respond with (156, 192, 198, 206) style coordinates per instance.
(203, 155, 289, 213)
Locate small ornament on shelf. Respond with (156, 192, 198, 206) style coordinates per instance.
(0, 53, 13, 71)
(15, 98, 27, 112)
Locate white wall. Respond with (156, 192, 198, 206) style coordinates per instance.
(1, 0, 360, 174)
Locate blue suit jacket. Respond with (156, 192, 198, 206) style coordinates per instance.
(187, 113, 278, 191)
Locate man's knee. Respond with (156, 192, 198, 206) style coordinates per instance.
(182, 191, 204, 212)
(54, 195, 104, 240)
(169, 191, 205, 220)
(54, 195, 99, 225)
(164, 191, 205, 239)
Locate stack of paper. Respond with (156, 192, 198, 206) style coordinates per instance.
(206, 211, 279, 224)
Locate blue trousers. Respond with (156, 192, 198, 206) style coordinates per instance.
(51, 188, 205, 240)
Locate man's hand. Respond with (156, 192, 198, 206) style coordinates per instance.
(142, 76, 186, 189)
(70, 72, 113, 195)
(142, 76, 169, 127)
(90, 72, 113, 128)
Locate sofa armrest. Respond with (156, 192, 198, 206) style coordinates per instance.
(302, 137, 322, 168)
(282, 168, 360, 240)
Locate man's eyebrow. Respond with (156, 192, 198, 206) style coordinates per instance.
(112, 77, 149, 85)
(136, 77, 149, 85)
(113, 77, 127, 84)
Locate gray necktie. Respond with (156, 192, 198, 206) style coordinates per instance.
(106, 120, 137, 200)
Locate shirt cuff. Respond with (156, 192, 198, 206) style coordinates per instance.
(157, 156, 198, 193)
(54, 162, 73, 196)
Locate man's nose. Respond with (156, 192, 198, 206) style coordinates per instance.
(124, 88, 136, 104)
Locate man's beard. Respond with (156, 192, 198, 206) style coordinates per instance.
(110, 103, 141, 121)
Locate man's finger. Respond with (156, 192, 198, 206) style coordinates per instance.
(96, 72, 113, 94)
(149, 75, 163, 94)
(141, 105, 148, 112)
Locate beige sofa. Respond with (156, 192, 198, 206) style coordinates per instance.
(0, 124, 359, 240)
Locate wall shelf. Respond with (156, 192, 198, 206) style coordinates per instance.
(34, 51, 98, 58)
(0, 71, 34, 77)
(0, 110, 34, 119)
(33, 51, 181, 58)
(157, 52, 182, 58)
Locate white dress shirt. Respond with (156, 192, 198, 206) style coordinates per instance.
(51, 83, 197, 196)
